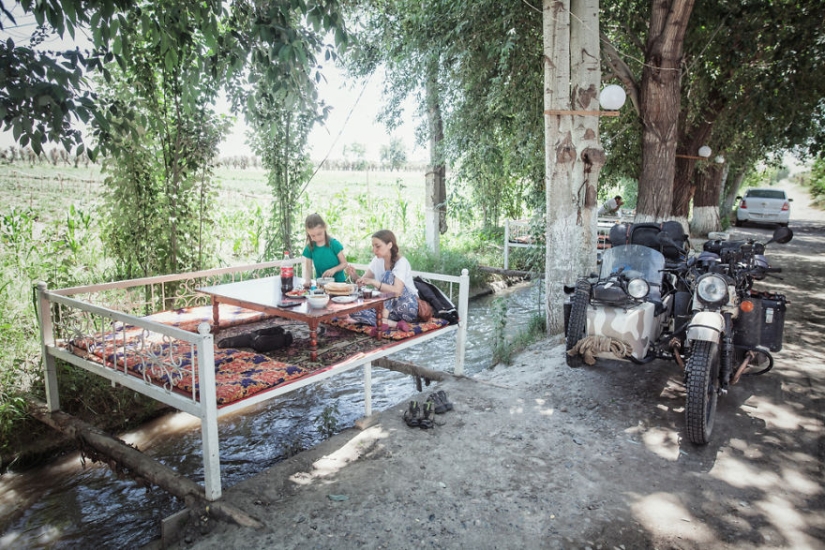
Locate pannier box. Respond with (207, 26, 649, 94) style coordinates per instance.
(733, 292, 787, 352)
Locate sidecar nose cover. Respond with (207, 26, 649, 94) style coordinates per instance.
(587, 301, 658, 360)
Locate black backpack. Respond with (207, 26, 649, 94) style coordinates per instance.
(608, 221, 688, 260)
(413, 276, 459, 325)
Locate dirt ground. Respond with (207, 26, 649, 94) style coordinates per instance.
(168, 181, 825, 550)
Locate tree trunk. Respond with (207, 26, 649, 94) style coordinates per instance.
(635, 0, 697, 222)
(720, 165, 744, 223)
(571, 0, 604, 268)
(671, 120, 713, 221)
(543, 0, 578, 335)
(689, 162, 725, 236)
(425, 63, 447, 255)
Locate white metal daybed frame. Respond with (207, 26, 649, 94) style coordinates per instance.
(37, 260, 470, 500)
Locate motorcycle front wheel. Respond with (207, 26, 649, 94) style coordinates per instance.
(565, 281, 590, 368)
(684, 340, 721, 445)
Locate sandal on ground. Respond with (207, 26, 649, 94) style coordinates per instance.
(419, 400, 434, 429)
(429, 390, 454, 414)
(403, 401, 421, 428)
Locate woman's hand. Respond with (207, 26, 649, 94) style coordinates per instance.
(344, 265, 358, 279)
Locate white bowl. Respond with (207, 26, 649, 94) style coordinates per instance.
(316, 277, 335, 288)
(306, 293, 330, 309)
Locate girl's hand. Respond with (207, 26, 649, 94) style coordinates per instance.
(322, 269, 335, 278)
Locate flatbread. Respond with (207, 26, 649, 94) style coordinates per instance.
(324, 282, 352, 292)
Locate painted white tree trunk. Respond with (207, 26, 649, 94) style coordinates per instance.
(543, 0, 603, 334)
(690, 207, 721, 237)
(544, 0, 577, 334)
(570, 0, 603, 267)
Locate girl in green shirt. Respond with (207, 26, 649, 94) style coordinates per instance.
(301, 213, 348, 288)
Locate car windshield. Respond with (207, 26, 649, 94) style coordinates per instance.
(599, 244, 665, 283)
(746, 189, 786, 200)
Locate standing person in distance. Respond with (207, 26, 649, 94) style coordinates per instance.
(345, 229, 418, 334)
(302, 213, 349, 289)
(598, 195, 624, 216)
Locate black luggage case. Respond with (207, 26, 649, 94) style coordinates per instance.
(734, 291, 788, 352)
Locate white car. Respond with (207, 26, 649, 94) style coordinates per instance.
(735, 188, 792, 227)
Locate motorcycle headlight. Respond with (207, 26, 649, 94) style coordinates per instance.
(627, 278, 650, 299)
(697, 274, 728, 307)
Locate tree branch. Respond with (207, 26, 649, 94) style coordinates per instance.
(600, 32, 641, 115)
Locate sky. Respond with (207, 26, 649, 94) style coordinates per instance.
(219, 64, 425, 163)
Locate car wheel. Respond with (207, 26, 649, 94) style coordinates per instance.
(734, 218, 743, 227)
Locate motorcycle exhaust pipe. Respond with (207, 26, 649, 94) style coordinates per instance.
(731, 354, 752, 385)
(669, 338, 685, 370)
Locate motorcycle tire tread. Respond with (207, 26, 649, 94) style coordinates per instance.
(565, 280, 590, 368)
(684, 340, 720, 445)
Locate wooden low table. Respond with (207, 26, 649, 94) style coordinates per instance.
(198, 277, 385, 361)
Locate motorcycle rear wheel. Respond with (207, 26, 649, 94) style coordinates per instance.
(685, 340, 721, 445)
(565, 281, 590, 368)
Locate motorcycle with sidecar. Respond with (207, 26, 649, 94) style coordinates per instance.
(681, 226, 793, 444)
(564, 222, 692, 367)
(564, 222, 793, 445)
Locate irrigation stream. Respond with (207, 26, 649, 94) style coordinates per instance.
(0, 281, 544, 549)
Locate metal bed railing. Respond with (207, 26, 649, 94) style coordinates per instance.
(37, 260, 469, 500)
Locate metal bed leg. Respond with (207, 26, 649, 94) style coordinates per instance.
(37, 282, 60, 412)
(197, 326, 222, 501)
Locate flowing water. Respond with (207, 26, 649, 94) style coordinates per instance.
(0, 281, 544, 549)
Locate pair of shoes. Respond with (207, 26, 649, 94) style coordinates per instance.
(418, 400, 434, 429)
(403, 401, 421, 427)
(402, 400, 435, 429)
(396, 320, 412, 333)
(427, 390, 453, 414)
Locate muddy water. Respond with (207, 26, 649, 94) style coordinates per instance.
(0, 281, 544, 549)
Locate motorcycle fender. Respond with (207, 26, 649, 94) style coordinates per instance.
(686, 311, 724, 343)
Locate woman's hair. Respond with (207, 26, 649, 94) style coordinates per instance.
(305, 213, 330, 249)
(372, 229, 400, 268)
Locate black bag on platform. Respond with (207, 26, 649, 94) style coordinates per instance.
(413, 276, 459, 325)
(218, 325, 293, 352)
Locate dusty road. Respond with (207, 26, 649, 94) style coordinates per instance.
(169, 181, 824, 550)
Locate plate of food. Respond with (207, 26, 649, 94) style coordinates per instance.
(324, 282, 356, 296)
(331, 295, 358, 304)
(285, 288, 309, 298)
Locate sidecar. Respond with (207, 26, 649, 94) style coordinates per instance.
(565, 244, 674, 366)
